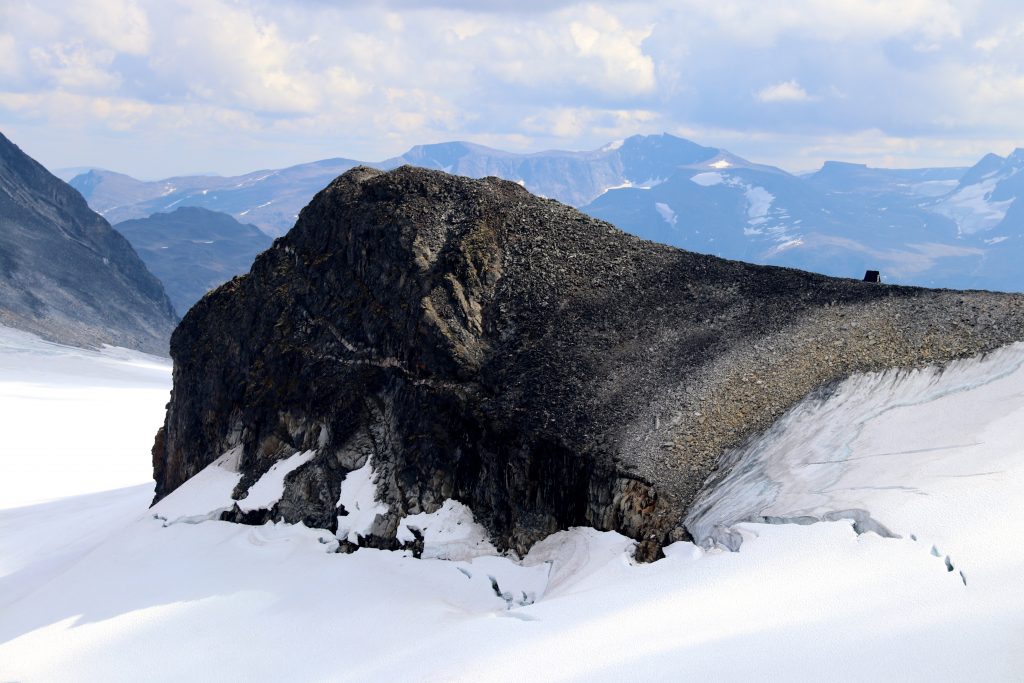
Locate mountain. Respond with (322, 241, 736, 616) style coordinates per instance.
(67, 134, 1024, 291)
(805, 160, 965, 197)
(115, 207, 274, 316)
(51, 166, 103, 182)
(152, 166, 1024, 562)
(71, 159, 367, 237)
(581, 149, 992, 289)
(397, 134, 728, 206)
(0, 132, 177, 354)
(66, 135, 730, 237)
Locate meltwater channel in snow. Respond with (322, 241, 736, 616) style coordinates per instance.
(2, 327, 1024, 680)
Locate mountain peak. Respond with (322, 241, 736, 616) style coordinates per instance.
(1006, 148, 1024, 165)
(821, 160, 869, 170)
(399, 141, 506, 167)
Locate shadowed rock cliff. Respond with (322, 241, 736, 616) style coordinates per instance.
(0, 132, 177, 354)
(153, 166, 1024, 560)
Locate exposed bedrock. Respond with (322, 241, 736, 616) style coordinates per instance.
(153, 166, 1024, 561)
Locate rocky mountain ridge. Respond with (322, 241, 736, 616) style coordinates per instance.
(115, 207, 273, 316)
(0, 132, 177, 354)
(153, 166, 1024, 560)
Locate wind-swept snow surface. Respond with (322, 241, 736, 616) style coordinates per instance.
(0, 325, 170, 507)
(2, 329, 1024, 680)
(0, 326, 170, 613)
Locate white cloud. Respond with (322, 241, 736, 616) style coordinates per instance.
(0, 34, 19, 78)
(567, 7, 655, 94)
(69, 0, 152, 55)
(522, 106, 660, 139)
(674, 0, 962, 46)
(2, 0, 1024, 177)
(147, 0, 324, 114)
(476, 5, 656, 97)
(756, 80, 812, 103)
(0, 91, 155, 130)
(29, 43, 121, 92)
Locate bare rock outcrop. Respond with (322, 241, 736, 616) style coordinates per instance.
(153, 166, 1024, 559)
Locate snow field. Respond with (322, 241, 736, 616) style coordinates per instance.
(0, 326, 170, 508)
(1, 326, 1023, 681)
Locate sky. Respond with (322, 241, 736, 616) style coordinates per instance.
(3, 0, 1024, 178)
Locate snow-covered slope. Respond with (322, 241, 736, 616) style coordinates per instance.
(0, 326, 170, 614)
(583, 157, 1000, 290)
(0, 325, 170, 507)
(929, 150, 1023, 236)
(2, 327, 1023, 680)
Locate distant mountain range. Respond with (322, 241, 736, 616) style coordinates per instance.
(69, 136, 726, 237)
(65, 134, 1024, 292)
(115, 207, 273, 316)
(0, 132, 177, 354)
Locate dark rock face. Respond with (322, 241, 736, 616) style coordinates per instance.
(154, 166, 1024, 559)
(0, 132, 177, 354)
(115, 207, 273, 316)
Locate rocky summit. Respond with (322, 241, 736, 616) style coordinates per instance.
(153, 166, 1024, 560)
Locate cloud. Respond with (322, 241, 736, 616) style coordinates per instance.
(28, 43, 121, 92)
(146, 0, 326, 114)
(755, 80, 813, 103)
(0, 34, 19, 78)
(673, 0, 962, 46)
(521, 106, 660, 139)
(69, 0, 152, 55)
(2, 0, 1024, 177)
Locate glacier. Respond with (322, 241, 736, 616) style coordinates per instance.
(1, 326, 1023, 681)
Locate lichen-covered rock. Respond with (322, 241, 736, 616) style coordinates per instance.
(153, 166, 1024, 559)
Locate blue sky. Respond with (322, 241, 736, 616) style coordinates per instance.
(2, 0, 1024, 178)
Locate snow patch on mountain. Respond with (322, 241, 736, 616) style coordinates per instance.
(690, 171, 724, 187)
(743, 184, 774, 220)
(599, 180, 634, 195)
(909, 179, 958, 197)
(654, 202, 677, 227)
(150, 448, 242, 524)
(932, 175, 1016, 235)
(238, 450, 316, 512)
(763, 237, 804, 255)
(238, 200, 273, 217)
(336, 457, 388, 544)
(689, 172, 775, 223)
(397, 499, 498, 561)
